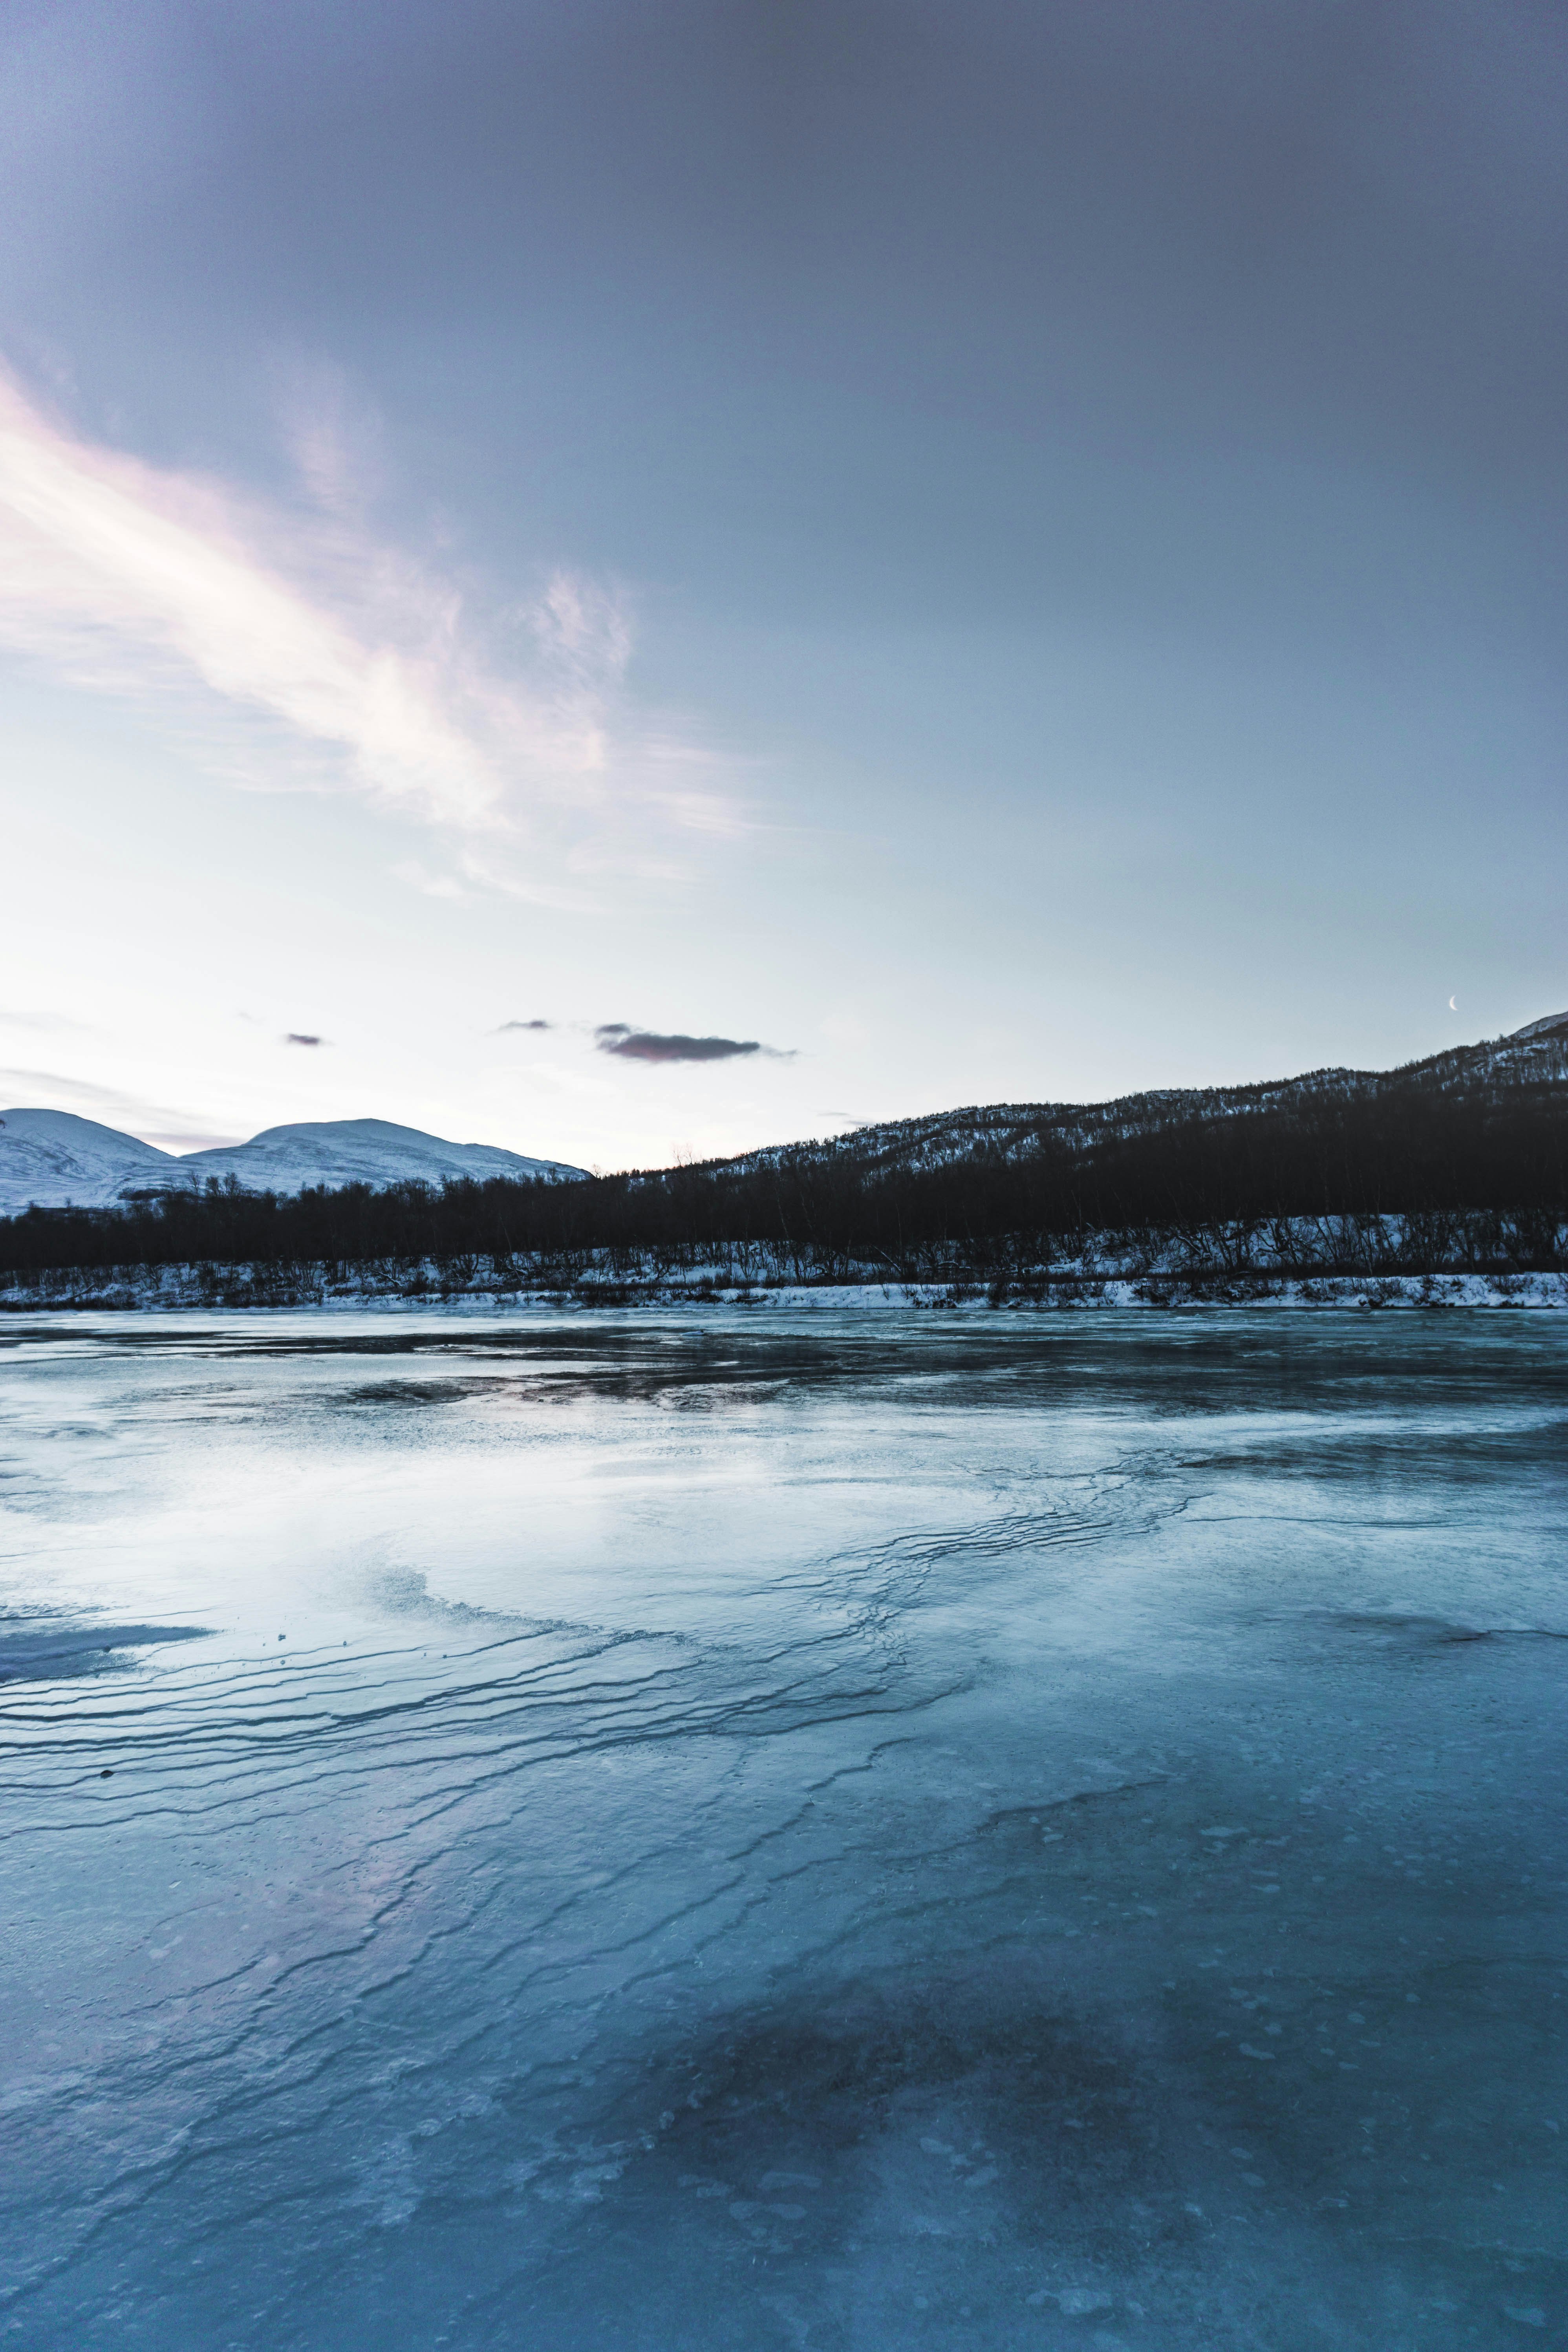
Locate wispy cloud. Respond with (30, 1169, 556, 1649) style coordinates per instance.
(0, 365, 733, 861)
(0, 1009, 89, 1034)
(390, 848, 596, 911)
(0, 1065, 233, 1145)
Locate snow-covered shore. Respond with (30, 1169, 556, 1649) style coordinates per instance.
(2, 1260, 1563, 1313)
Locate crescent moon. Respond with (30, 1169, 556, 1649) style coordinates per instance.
(1449, 996, 1457, 1010)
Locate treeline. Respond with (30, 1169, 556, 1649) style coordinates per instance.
(2, 1076, 1564, 1285)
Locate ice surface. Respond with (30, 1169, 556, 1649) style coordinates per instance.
(0, 1308, 1564, 2349)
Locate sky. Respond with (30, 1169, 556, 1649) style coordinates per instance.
(0, 0, 1563, 1170)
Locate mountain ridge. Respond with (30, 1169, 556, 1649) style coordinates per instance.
(2, 1013, 1563, 1223)
(0, 1110, 587, 1218)
(701, 1012, 1568, 1183)
(2, 1013, 1564, 1295)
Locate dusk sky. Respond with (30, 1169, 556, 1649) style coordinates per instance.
(1, 0, 1563, 1169)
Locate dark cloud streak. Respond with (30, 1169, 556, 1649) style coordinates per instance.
(595, 1026, 790, 1065)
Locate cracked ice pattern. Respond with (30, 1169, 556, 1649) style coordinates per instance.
(0, 1308, 1565, 2349)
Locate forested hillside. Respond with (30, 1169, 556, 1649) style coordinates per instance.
(3, 1017, 1564, 1294)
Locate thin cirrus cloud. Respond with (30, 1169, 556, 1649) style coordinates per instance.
(594, 1024, 792, 1065)
(496, 1019, 553, 1032)
(0, 1064, 231, 1143)
(0, 366, 713, 852)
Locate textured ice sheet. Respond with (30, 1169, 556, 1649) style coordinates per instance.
(0, 1309, 1564, 2349)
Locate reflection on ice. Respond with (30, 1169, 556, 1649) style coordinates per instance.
(0, 1309, 1564, 2348)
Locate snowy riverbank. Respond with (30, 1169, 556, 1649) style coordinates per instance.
(2, 1262, 1564, 1312)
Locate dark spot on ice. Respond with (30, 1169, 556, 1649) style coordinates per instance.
(1306, 1611, 1568, 1652)
(559, 1969, 1176, 2301)
(100, 1768, 113, 1778)
(0, 1620, 209, 1683)
(499, 1954, 1409, 2338)
(344, 1378, 487, 1408)
(365, 1566, 525, 1628)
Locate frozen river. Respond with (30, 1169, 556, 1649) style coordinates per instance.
(1, 1308, 1564, 2350)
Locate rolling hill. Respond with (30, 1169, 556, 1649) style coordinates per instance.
(0, 1110, 585, 1218)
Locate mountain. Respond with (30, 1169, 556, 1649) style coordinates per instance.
(179, 1120, 584, 1195)
(3, 1016, 1564, 1292)
(0, 1110, 182, 1218)
(704, 1012, 1568, 1183)
(0, 1110, 585, 1217)
(3, 1015, 1562, 1233)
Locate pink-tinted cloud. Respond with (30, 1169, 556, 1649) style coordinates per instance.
(594, 1025, 793, 1065)
(0, 369, 665, 841)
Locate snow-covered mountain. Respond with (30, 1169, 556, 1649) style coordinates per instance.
(705, 1011, 1568, 1183)
(0, 1111, 585, 1217)
(0, 1111, 185, 1217)
(179, 1120, 584, 1195)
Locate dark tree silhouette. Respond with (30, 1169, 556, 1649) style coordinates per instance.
(3, 1036, 1563, 1295)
